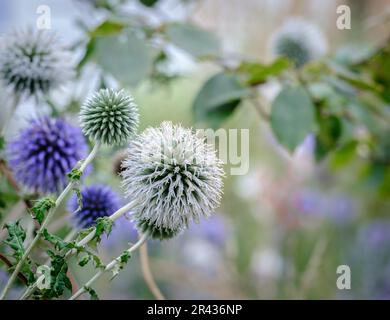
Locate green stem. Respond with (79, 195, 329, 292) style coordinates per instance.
(0, 142, 101, 300)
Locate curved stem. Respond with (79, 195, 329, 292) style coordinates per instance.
(0, 142, 101, 300)
(139, 241, 165, 300)
(69, 234, 148, 300)
(19, 200, 137, 300)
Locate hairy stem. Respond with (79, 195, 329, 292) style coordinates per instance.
(19, 200, 137, 300)
(69, 234, 148, 300)
(0, 142, 101, 300)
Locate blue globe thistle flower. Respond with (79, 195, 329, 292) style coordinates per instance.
(269, 18, 327, 67)
(7, 117, 87, 194)
(68, 184, 121, 228)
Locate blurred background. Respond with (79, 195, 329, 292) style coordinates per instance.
(1, 0, 390, 299)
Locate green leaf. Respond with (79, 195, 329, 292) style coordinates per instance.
(315, 115, 342, 161)
(85, 286, 99, 300)
(0, 136, 5, 151)
(43, 251, 72, 298)
(42, 229, 71, 251)
(78, 255, 91, 267)
(71, 187, 83, 213)
(89, 20, 126, 38)
(67, 168, 83, 181)
(238, 58, 290, 85)
(111, 250, 131, 280)
(3, 221, 26, 260)
(330, 140, 358, 170)
(166, 23, 220, 58)
(77, 248, 104, 269)
(78, 38, 96, 71)
(119, 251, 131, 264)
(271, 85, 316, 151)
(139, 0, 159, 7)
(193, 72, 250, 127)
(31, 198, 56, 224)
(93, 33, 153, 87)
(94, 217, 113, 240)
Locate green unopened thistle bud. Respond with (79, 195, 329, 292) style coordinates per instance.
(79, 89, 139, 145)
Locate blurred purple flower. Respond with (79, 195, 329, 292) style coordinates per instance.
(187, 215, 227, 247)
(7, 117, 87, 194)
(68, 184, 121, 228)
(358, 220, 390, 249)
(295, 190, 357, 224)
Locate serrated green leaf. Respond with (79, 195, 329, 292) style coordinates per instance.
(42, 229, 71, 251)
(193, 72, 250, 127)
(271, 85, 316, 151)
(31, 198, 56, 224)
(166, 23, 220, 58)
(42, 252, 72, 298)
(119, 251, 131, 264)
(3, 221, 26, 260)
(67, 168, 83, 181)
(71, 187, 83, 213)
(94, 217, 113, 240)
(78, 255, 91, 267)
(85, 286, 99, 300)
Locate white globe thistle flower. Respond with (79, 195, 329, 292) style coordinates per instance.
(0, 28, 74, 97)
(121, 122, 224, 240)
(79, 88, 139, 146)
(269, 18, 328, 67)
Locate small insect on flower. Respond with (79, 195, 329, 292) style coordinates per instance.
(68, 184, 121, 228)
(80, 88, 139, 146)
(121, 122, 224, 240)
(7, 117, 88, 194)
(0, 27, 74, 97)
(269, 18, 327, 67)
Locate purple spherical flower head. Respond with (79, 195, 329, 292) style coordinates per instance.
(7, 117, 87, 194)
(68, 184, 121, 228)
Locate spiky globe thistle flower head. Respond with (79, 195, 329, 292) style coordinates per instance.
(0, 27, 74, 97)
(68, 184, 121, 229)
(121, 122, 224, 240)
(79, 89, 139, 146)
(269, 18, 327, 67)
(7, 117, 87, 194)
